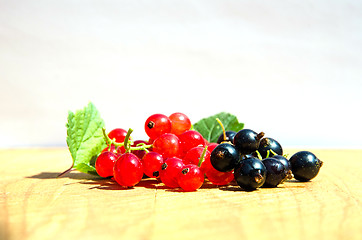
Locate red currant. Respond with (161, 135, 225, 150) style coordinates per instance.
(95, 151, 118, 178)
(200, 155, 234, 186)
(101, 144, 119, 155)
(131, 140, 148, 159)
(169, 112, 192, 136)
(152, 133, 181, 158)
(108, 128, 128, 153)
(113, 153, 143, 187)
(159, 157, 184, 188)
(206, 142, 219, 153)
(178, 164, 204, 191)
(178, 130, 206, 156)
(144, 114, 171, 139)
(141, 152, 164, 178)
(183, 146, 211, 166)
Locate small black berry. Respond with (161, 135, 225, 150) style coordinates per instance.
(289, 151, 323, 182)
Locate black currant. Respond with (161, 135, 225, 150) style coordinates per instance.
(258, 137, 283, 158)
(289, 151, 323, 182)
(210, 143, 240, 172)
(217, 131, 236, 144)
(234, 157, 266, 190)
(262, 158, 292, 187)
(233, 129, 264, 155)
(271, 155, 291, 173)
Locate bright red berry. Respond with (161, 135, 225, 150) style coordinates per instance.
(159, 157, 184, 188)
(169, 112, 192, 136)
(152, 133, 181, 158)
(95, 151, 118, 178)
(101, 144, 119, 155)
(206, 143, 219, 153)
(113, 153, 143, 187)
(178, 130, 206, 156)
(108, 128, 128, 153)
(178, 164, 204, 191)
(144, 114, 171, 139)
(141, 152, 164, 178)
(200, 155, 234, 186)
(131, 140, 148, 159)
(183, 146, 211, 166)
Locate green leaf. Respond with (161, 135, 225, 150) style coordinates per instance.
(193, 112, 244, 143)
(66, 102, 107, 175)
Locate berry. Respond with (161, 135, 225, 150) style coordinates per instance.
(152, 133, 181, 158)
(131, 140, 148, 159)
(210, 143, 240, 172)
(289, 151, 323, 182)
(101, 144, 119, 155)
(178, 164, 204, 191)
(159, 157, 185, 188)
(234, 157, 266, 190)
(206, 142, 219, 153)
(233, 129, 264, 155)
(141, 152, 164, 178)
(262, 158, 292, 187)
(183, 146, 210, 166)
(144, 114, 171, 139)
(271, 155, 291, 173)
(113, 153, 143, 187)
(169, 112, 192, 135)
(217, 131, 236, 144)
(258, 137, 283, 158)
(108, 128, 128, 153)
(95, 151, 118, 178)
(201, 156, 234, 186)
(178, 130, 206, 156)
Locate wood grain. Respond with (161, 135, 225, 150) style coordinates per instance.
(0, 148, 361, 240)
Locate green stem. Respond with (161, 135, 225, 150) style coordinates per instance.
(255, 150, 262, 160)
(216, 118, 227, 142)
(123, 128, 133, 153)
(198, 145, 208, 167)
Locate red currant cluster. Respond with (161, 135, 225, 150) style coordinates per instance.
(95, 113, 233, 191)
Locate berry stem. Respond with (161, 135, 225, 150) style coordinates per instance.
(123, 128, 133, 153)
(254, 150, 263, 160)
(198, 145, 208, 167)
(216, 118, 227, 142)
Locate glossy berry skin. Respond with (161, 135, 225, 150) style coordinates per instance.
(169, 112, 192, 136)
(141, 152, 164, 178)
(183, 146, 210, 166)
(113, 153, 143, 187)
(178, 130, 206, 156)
(152, 133, 181, 158)
(131, 140, 148, 160)
(258, 137, 283, 158)
(289, 151, 323, 182)
(233, 129, 264, 155)
(271, 155, 291, 173)
(210, 143, 240, 172)
(144, 114, 172, 139)
(178, 164, 204, 191)
(101, 144, 119, 155)
(217, 131, 236, 144)
(234, 157, 266, 190)
(206, 143, 219, 153)
(108, 128, 128, 153)
(262, 158, 291, 187)
(95, 151, 118, 178)
(201, 156, 234, 186)
(159, 157, 185, 188)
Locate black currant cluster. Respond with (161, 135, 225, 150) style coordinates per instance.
(211, 129, 323, 191)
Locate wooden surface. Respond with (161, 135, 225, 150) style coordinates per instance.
(0, 148, 361, 240)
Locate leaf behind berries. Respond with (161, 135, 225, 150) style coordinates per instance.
(66, 102, 107, 175)
(193, 112, 244, 143)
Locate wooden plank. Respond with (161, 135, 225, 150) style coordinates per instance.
(0, 148, 361, 240)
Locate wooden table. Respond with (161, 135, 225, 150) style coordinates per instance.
(0, 148, 361, 240)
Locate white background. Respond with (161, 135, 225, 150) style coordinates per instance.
(1, 0, 361, 148)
